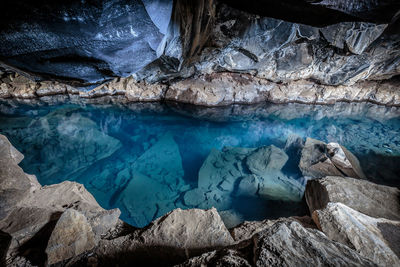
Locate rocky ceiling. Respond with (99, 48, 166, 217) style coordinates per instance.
(0, 0, 399, 85)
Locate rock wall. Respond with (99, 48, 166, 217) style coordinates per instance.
(0, 0, 399, 106)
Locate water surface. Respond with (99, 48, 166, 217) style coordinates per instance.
(1, 98, 399, 227)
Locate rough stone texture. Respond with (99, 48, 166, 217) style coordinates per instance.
(176, 249, 251, 267)
(299, 138, 366, 179)
(306, 176, 400, 221)
(252, 220, 376, 267)
(0, 1, 174, 83)
(313, 202, 400, 266)
(141, 208, 234, 254)
(1, 71, 400, 106)
(45, 209, 96, 265)
(230, 216, 317, 243)
(0, 134, 121, 265)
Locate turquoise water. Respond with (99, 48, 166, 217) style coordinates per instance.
(1, 99, 399, 228)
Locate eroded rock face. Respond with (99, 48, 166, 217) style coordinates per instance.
(252, 220, 376, 267)
(45, 209, 96, 265)
(313, 202, 400, 266)
(299, 138, 366, 179)
(306, 176, 400, 220)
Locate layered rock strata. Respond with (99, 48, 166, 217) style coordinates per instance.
(1, 72, 399, 106)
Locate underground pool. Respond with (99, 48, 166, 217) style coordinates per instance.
(1, 99, 399, 228)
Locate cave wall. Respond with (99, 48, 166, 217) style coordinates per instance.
(0, 0, 399, 89)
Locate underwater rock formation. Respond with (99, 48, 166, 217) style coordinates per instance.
(1, 133, 400, 266)
(299, 137, 366, 179)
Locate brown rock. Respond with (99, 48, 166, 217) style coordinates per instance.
(45, 209, 96, 265)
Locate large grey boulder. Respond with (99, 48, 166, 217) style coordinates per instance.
(313, 202, 400, 266)
(252, 220, 376, 266)
(306, 176, 400, 220)
(299, 138, 365, 179)
(45, 209, 96, 265)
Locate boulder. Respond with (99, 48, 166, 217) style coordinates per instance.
(306, 176, 400, 220)
(252, 220, 376, 266)
(313, 202, 400, 266)
(45, 209, 96, 265)
(299, 138, 365, 179)
(245, 145, 289, 175)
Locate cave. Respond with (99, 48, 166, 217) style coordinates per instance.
(0, 0, 399, 266)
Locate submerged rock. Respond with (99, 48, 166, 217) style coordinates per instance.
(313, 202, 400, 266)
(299, 138, 365, 179)
(45, 209, 96, 265)
(306, 176, 400, 221)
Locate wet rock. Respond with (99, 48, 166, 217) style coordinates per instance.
(219, 210, 244, 229)
(299, 138, 365, 179)
(246, 145, 289, 175)
(252, 220, 376, 266)
(306, 176, 400, 221)
(45, 209, 96, 265)
(119, 172, 180, 227)
(313, 202, 400, 266)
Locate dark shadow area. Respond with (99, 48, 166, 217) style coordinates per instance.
(358, 152, 400, 187)
(0, 230, 11, 266)
(17, 212, 61, 267)
(219, 0, 399, 25)
(377, 222, 400, 258)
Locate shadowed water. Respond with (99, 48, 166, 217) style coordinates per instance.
(0, 98, 399, 228)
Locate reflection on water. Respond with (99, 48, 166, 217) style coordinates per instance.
(0, 98, 399, 227)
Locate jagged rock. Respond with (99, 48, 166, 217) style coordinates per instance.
(320, 22, 387, 54)
(299, 138, 365, 179)
(0, 134, 32, 220)
(45, 209, 96, 265)
(230, 216, 317, 242)
(313, 202, 400, 266)
(252, 220, 376, 266)
(306, 176, 400, 220)
(176, 249, 251, 267)
(141, 208, 234, 251)
(0, 134, 121, 264)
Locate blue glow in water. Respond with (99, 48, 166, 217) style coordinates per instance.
(0, 100, 399, 228)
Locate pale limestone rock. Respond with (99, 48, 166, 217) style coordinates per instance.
(140, 208, 234, 258)
(45, 209, 96, 265)
(313, 202, 400, 266)
(306, 176, 400, 220)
